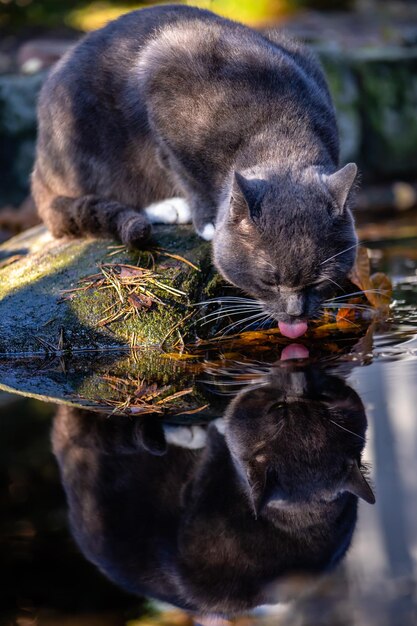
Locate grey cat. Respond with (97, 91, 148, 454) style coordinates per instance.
(32, 4, 358, 338)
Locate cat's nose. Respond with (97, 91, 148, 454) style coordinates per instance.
(285, 293, 304, 317)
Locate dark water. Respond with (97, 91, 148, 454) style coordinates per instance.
(1, 226, 417, 626)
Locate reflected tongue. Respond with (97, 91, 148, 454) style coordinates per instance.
(278, 320, 308, 339)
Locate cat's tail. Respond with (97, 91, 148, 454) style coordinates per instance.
(32, 174, 151, 247)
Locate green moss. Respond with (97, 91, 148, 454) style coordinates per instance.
(203, 271, 229, 299)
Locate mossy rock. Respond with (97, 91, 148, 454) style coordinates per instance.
(0, 224, 227, 356)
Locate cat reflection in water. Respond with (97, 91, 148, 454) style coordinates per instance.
(52, 366, 374, 614)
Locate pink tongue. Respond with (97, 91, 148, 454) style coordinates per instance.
(278, 320, 308, 339)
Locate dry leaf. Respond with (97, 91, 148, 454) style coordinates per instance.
(368, 272, 393, 309)
(348, 247, 393, 311)
(348, 247, 372, 293)
(119, 266, 145, 279)
(128, 293, 153, 310)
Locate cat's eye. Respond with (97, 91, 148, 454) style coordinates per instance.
(266, 401, 284, 414)
(260, 272, 279, 287)
(260, 277, 276, 287)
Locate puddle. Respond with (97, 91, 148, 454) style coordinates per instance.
(1, 234, 417, 626)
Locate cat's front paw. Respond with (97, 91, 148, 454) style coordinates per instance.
(198, 223, 215, 241)
(143, 197, 191, 224)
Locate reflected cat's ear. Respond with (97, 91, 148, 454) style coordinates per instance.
(322, 163, 358, 214)
(246, 457, 268, 517)
(136, 418, 167, 456)
(233, 172, 265, 221)
(344, 461, 375, 504)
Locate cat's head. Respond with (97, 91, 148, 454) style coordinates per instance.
(213, 164, 358, 337)
(223, 366, 374, 516)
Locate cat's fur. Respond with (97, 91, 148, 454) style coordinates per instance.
(32, 4, 358, 324)
(52, 367, 372, 614)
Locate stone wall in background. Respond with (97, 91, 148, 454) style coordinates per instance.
(0, 72, 45, 205)
(1, 45, 417, 206)
(321, 47, 417, 179)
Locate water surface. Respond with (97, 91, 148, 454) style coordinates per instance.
(1, 223, 417, 626)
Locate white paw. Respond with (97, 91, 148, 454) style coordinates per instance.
(212, 418, 226, 435)
(163, 425, 207, 449)
(174, 199, 192, 224)
(143, 197, 191, 224)
(199, 223, 215, 241)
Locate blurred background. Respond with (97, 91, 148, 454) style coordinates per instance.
(1, 0, 417, 240)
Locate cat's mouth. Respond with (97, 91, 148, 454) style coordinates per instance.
(278, 320, 308, 339)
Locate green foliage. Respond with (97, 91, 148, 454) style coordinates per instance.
(0, 0, 355, 31)
(0, 0, 148, 29)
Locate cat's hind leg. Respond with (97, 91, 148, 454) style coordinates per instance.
(32, 172, 151, 248)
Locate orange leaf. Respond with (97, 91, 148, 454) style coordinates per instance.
(335, 306, 356, 324)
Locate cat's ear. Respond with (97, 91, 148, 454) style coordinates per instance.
(233, 172, 265, 221)
(322, 163, 358, 214)
(343, 461, 375, 504)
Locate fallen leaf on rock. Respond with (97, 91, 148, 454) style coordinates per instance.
(119, 266, 145, 279)
(128, 293, 153, 311)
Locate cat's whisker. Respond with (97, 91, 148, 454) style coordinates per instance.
(204, 309, 267, 333)
(205, 361, 271, 377)
(201, 380, 268, 396)
(198, 305, 262, 319)
(324, 289, 384, 303)
(194, 297, 260, 306)
(199, 310, 262, 323)
(259, 315, 275, 329)
(221, 311, 269, 335)
(203, 378, 266, 387)
(222, 313, 266, 334)
(332, 316, 361, 329)
(320, 241, 367, 266)
(238, 313, 272, 334)
(328, 419, 365, 441)
(323, 276, 344, 292)
(321, 303, 373, 311)
(198, 306, 263, 326)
